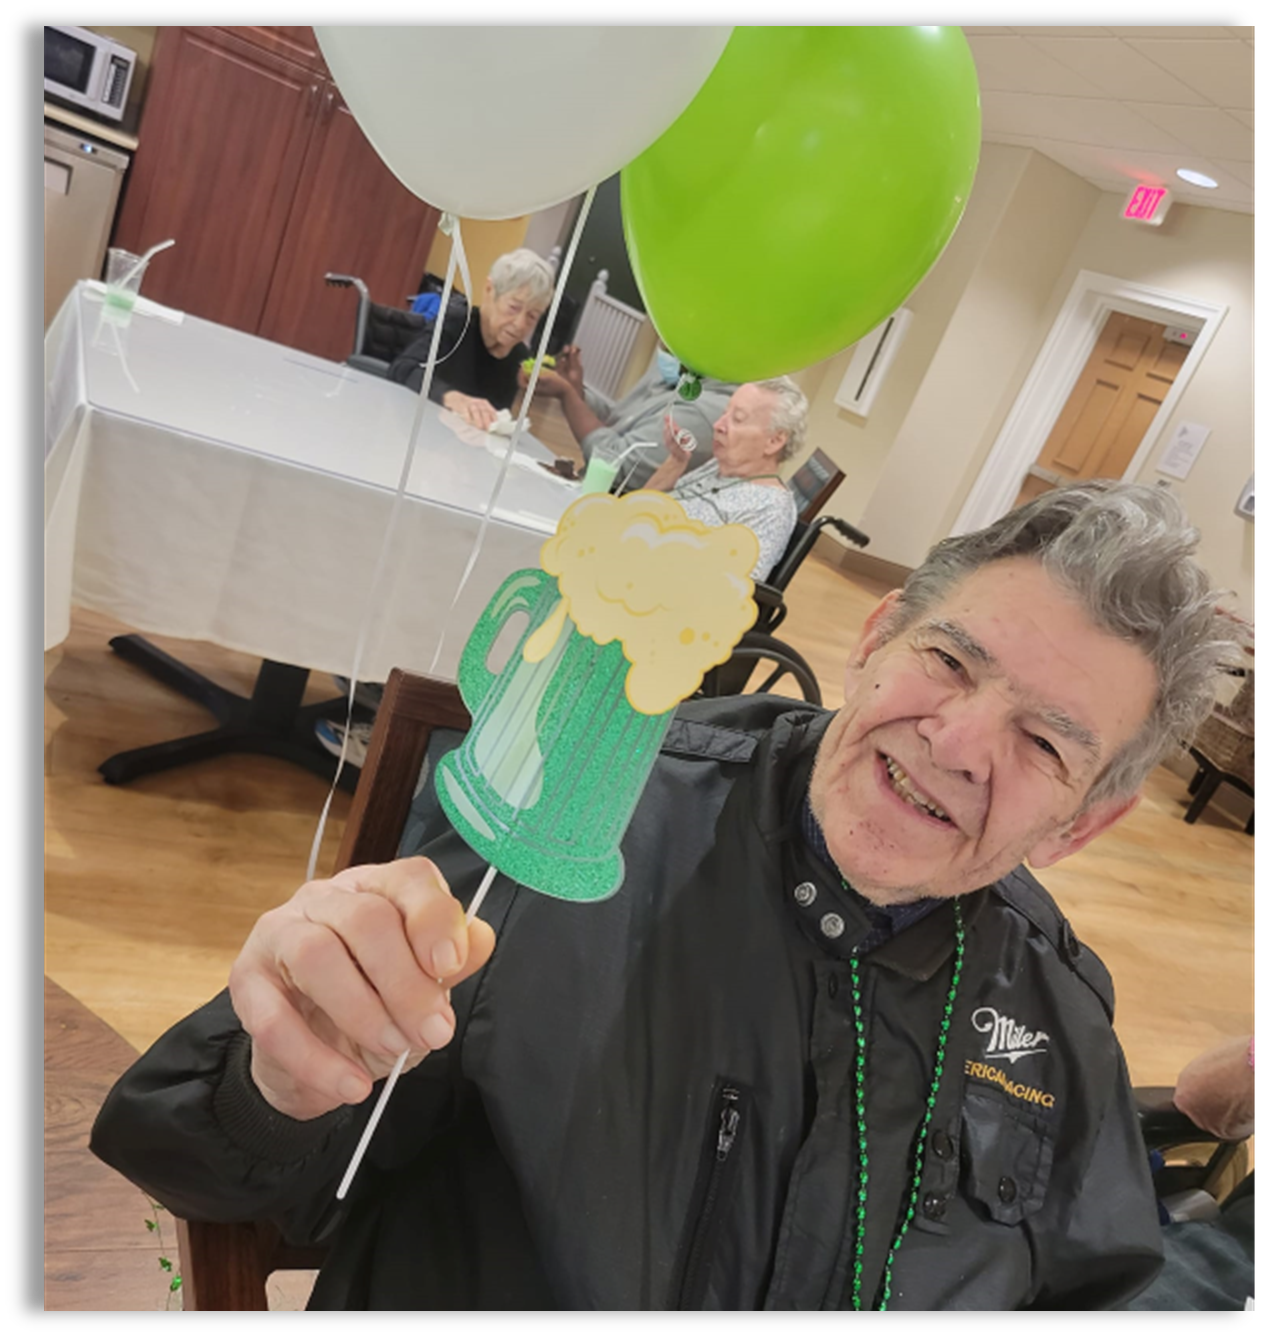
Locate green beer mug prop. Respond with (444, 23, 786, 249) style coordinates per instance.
(435, 568, 674, 901)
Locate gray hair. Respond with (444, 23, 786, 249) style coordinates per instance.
(753, 375, 809, 464)
(883, 480, 1241, 808)
(487, 248, 554, 306)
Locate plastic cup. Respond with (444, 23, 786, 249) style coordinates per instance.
(104, 248, 146, 311)
(580, 457, 619, 496)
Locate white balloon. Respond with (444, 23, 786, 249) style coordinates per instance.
(315, 26, 732, 221)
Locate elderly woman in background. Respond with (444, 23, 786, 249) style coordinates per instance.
(388, 247, 554, 429)
(645, 376, 808, 582)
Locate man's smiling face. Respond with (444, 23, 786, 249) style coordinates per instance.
(808, 557, 1158, 904)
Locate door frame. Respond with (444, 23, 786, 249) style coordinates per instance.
(951, 269, 1228, 535)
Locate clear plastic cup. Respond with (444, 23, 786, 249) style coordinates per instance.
(104, 248, 146, 310)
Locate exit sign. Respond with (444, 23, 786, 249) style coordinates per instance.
(1121, 184, 1173, 225)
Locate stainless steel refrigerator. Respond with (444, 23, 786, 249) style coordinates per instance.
(44, 121, 130, 329)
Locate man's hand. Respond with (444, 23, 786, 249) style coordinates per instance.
(442, 391, 499, 431)
(555, 345, 585, 394)
(228, 857, 496, 1121)
(519, 366, 569, 399)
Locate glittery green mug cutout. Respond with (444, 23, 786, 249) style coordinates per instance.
(435, 569, 674, 901)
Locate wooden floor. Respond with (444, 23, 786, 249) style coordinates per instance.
(45, 549, 1253, 1086)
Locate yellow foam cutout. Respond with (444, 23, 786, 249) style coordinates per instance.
(526, 491, 760, 715)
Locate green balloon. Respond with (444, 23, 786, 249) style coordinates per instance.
(622, 27, 981, 382)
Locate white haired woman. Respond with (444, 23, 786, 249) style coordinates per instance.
(388, 247, 554, 429)
(643, 376, 808, 582)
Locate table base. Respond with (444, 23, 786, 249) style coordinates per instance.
(98, 635, 372, 792)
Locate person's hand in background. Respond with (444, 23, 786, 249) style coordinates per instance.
(1173, 1035, 1255, 1142)
(555, 344, 585, 395)
(519, 365, 569, 399)
(443, 390, 499, 430)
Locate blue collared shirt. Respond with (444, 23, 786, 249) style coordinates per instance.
(800, 800, 941, 954)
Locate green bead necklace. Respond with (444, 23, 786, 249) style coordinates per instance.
(849, 898, 965, 1311)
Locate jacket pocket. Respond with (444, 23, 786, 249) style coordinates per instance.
(959, 1085, 1055, 1226)
(675, 1078, 748, 1309)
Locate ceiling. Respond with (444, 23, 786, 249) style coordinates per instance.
(964, 25, 1254, 214)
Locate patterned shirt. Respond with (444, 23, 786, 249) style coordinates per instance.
(672, 460, 798, 582)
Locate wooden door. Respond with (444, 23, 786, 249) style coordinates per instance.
(1012, 311, 1191, 508)
(112, 27, 322, 334)
(256, 86, 440, 363)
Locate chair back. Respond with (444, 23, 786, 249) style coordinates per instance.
(786, 449, 844, 525)
(570, 270, 646, 398)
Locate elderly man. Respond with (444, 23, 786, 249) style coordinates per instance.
(92, 482, 1234, 1310)
(388, 247, 554, 430)
(647, 375, 808, 582)
(528, 341, 738, 491)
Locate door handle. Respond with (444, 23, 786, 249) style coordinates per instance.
(307, 83, 319, 116)
(324, 89, 336, 121)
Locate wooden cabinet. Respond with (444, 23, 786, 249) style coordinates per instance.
(217, 25, 328, 73)
(114, 26, 438, 361)
(257, 87, 439, 362)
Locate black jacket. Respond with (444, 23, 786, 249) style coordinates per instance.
(386, 305, 525, 411)
(90, 697, 1163, 1309)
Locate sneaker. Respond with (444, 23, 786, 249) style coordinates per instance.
(314, 718, 374, 768)
(332, 675, 384, 713)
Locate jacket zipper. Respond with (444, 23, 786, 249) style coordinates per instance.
(677, 1083, 746, 1309)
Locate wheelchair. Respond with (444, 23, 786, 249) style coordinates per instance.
(697, 511, 872, 706)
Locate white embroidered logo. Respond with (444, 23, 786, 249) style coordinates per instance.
(971, 1006, 1049, 1063)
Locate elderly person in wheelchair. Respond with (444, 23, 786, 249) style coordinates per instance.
(387, 247, 553, 430)
(93, 482, 1247, 1310)
(644, 375, 808, 582)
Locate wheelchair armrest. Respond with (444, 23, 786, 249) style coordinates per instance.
(753, 582, 784, 613)
(752, 581, 786, 634)
(1135, 1085, 1217, 1147)
(819, 515, 871, 549)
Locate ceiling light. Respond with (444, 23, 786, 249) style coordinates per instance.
(1176, 169, 1219, 189)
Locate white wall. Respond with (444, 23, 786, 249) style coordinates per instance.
(808, 150, 1253, 616)
(853, 150, 1100, 566)
(800, 142, 1033, 527)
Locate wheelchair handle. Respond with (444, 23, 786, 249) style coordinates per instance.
(820, 515, 871, 549)
(324, 274, 371, 358)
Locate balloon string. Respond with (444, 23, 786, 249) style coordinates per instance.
(427, 183, 598, 676)
(305, 220, 464, 884)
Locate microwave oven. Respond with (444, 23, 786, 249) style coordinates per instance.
(44, 26, 137, 123)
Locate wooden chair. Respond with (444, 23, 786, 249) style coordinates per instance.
(175, 669, 470, 1310)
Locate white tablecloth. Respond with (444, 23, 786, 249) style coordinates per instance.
(44, 285, 580, 681)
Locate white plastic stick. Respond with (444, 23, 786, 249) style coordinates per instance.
(335, 862, 499, 1201)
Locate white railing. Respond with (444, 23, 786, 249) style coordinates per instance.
(570, 269, 646, 398)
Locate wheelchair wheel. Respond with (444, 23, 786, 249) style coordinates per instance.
(721, 633, 822, 706)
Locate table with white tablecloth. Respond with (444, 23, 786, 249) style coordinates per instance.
(44, 283, 579, 785)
